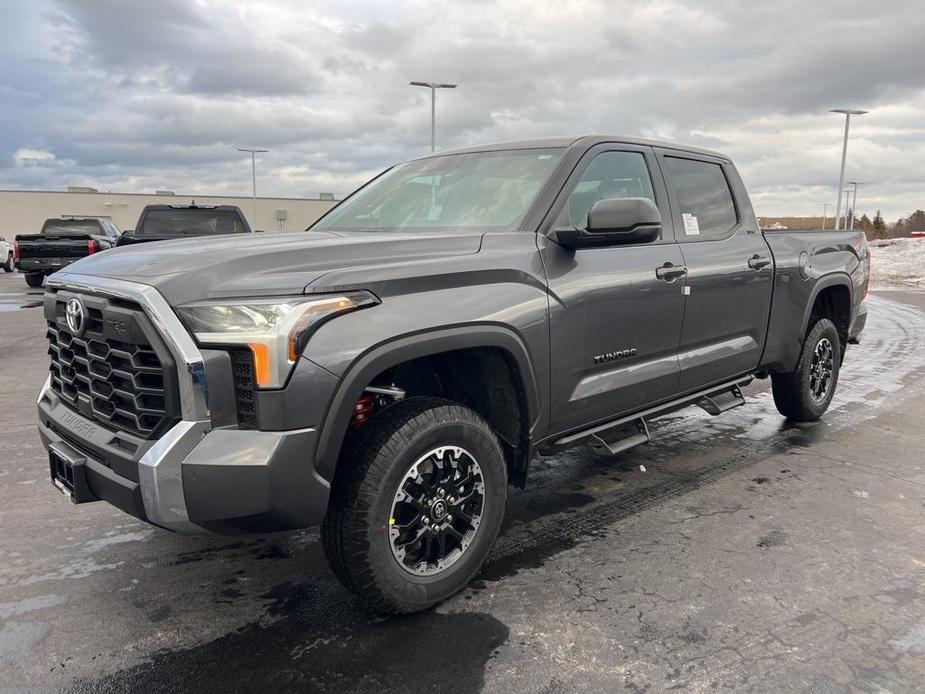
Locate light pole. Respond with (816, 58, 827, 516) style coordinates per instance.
(821, 203, 829, 230)
(841, 189, 852, 228)
(237, 147, 268, 226)
(846, 181, 863, 229)
(830, 109, 867, 230)
(410, 81, 457, 152)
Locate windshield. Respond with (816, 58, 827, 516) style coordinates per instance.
(312, 148, 563, 233)
(137, 209, 249, 236)
(42, 220, 100, 235)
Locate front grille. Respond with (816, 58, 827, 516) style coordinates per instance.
(45, 291, 180, 439)
(229, 349, 258, 429)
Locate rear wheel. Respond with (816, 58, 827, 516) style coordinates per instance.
(771, 317, 841, 422)
(25, 273, 44, 288)
(322, 397, 507, 614)
(2, 253, 13, 272)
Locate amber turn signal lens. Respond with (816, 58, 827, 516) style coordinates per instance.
(249, 342, 273, 386)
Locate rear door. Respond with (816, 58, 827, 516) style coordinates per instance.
(655, 150, 773, 392)
(540, 144, 686, 434)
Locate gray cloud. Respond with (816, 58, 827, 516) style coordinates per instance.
(0, 0, 923, 220)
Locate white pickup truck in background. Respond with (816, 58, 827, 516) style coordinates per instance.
(0, 236, 15, 272)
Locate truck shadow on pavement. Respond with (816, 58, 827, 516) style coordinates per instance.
(71, 572, 508, 694)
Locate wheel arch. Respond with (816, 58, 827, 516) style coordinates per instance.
(800, 273, 853, 344)
(314, 325, 542, 484)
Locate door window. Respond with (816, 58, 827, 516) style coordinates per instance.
(663, 156, 737, 241)
(558, 151, 656, 230)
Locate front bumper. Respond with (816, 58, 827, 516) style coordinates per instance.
(37, 273, 331, 534)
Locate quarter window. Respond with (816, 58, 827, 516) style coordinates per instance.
(559, 151, 656, 230)
(663, 157, 737, 241)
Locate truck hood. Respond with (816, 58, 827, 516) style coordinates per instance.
(57, 230, 484, 305)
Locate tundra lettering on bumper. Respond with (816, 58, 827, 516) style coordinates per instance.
(37, 274, 330, 533)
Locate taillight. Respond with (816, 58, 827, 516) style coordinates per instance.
(87, 240, 98, 255)
(12, 240, 20, 261)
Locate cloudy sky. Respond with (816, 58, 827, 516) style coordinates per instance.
(1, 0, 923, 220)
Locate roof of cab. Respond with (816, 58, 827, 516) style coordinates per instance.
(419, 135, 729, 161)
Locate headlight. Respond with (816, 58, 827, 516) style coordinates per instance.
(176, 291, 378, 388)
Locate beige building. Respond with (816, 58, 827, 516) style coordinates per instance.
(0, 188, 338, 237)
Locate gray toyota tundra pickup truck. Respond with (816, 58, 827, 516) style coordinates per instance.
(37, 136, 869, 613)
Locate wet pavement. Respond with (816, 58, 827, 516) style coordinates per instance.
(2, 270, 925, 692)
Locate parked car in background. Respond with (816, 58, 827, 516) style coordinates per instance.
(116, 203, 252, 246)
(37, 136, 869, 614)
(13, 218, 121, 287)
(0, 236, 14, 272)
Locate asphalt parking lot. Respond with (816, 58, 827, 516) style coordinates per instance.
(2, 270, 925, 693)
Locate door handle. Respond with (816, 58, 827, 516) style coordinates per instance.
(655, 263, 688, 281)
(747, 254, 771, 270)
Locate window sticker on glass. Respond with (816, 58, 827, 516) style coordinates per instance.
(682, 213, 700, 235)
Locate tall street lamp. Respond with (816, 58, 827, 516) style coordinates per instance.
(237, 147, 269, 226)
(821, 203, 829, 230)
(830, 109, 867, 230)
(846, 181, 863, 229)
(410, 81, 457, 152)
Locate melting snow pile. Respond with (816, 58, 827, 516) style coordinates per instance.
(869, 238, 925, 289)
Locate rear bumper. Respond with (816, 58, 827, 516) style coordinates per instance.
(38, 378, 330, 533)
(17, 258, 80, 273)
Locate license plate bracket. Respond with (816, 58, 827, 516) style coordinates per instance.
(49, 444, 97, 504)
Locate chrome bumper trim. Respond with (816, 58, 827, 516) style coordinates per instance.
(44, 272, 211, 532)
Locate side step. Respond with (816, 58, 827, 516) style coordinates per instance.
(588, 418, 650, 456)
(695, 385, 745, 416)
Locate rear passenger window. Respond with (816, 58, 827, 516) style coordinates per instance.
(663, 157, 737, 240)
(560, 151, 656, 230)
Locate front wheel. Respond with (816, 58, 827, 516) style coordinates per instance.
(2, 253, 13, 272)
(771, 317, 842, 422)
(322, 397, 508, 614)
(25, 273, 44, 288)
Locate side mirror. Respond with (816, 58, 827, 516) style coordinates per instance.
(549, 198, 661, 249)
(115, 230, 133, 246)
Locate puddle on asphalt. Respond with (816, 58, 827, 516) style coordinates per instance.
(0, 300, 43, 311)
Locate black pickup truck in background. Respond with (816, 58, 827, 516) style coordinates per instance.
(14, 218, 122, 287)
(116, 203, 252, 246)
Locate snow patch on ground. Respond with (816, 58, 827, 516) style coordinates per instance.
(869, 238, 925, 289)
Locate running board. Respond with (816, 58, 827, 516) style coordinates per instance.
(552, 376, 753, 450)
(588, 418, 650, 456)
(695, 385, 745, 416)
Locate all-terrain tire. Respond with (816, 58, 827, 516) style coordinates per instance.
(771, 317, 842, 422)
(25, 273, 44, 288)
(321, 396, 507, 614)
(3, 253, 13, 272)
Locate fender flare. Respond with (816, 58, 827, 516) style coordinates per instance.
(799, 272, 853, 341)
(313, 325, 543, 481)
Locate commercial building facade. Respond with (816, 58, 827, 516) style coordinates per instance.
(0, 188, 338, 237)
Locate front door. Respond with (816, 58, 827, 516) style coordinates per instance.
(655, 150, 774, 392)
(540, 145, 686, 435)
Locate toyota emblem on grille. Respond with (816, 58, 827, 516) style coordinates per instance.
(65, 298, 86, 335)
